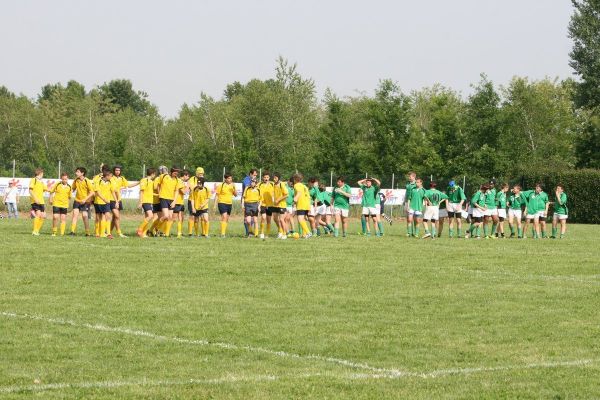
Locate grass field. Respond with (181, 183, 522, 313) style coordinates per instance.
(1, 216, 600, 399)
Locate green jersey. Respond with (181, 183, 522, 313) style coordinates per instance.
(495, 191, 507, 208)
(470, 191, 486, 208)
(534, 191, 549, 212)
(405, 181, 416, 202)
(360, 184, 379, 207)
(508, 193, 524, 210)
(309, 186, 319, 204)
(424, 189, 448, 207)
(485, 188, 497, 208)
(319, 189, 332, 206)
(520, 190, 547, 214)
(447, 185, 466, 203)
(286, 186, 295, 207)
(554, 192, 568, 215)
(332, 184, 351, 210)
(409, 187, 426, 212)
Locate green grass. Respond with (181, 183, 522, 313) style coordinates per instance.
(1, 217, 599, 399)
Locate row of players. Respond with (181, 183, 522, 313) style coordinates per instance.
(404, 173, 569, 239)
(26, 166, 568, 239)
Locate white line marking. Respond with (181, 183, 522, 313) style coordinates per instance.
(0, 311, 408, 377)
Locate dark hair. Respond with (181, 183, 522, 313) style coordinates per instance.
(273, 172, 281, 179)
(318, 183, 326, 192)
(224, 173, 232, 179)
(182, 169, 191, 177)
(337, 176, 345, 183)
(34, 168, 44, 175)
(60, 172, 68, 178)
(147, 168, 156, 176)
(101, 165, 110, 173)
(170, 166, 181, 173)
(308, 177, 318, 184)
(76, 167, 87, 176)
(197, 177, 206, 186)
(293, 173, 303, 183)
(249, 168, 258, 174)
(113, 165, 123, 173)
(556, 183, 564, 189)
(501, 183, 509, 189)
(535, 182, 543, 189)
(430, 182, 437, 188)
(262, 170, 270, 177)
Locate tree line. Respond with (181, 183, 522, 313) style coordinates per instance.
(1, 0, 600, 188)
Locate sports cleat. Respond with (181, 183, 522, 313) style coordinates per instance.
(422, 233, 431, 239)
(118, 233, 128, 238)
(32, 231, 40, 236)
(259, 233, 265, 239)
(69, 232, 76, 236)
(51, 233, 57, 237)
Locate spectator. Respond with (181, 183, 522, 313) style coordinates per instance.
(4, 180, 19, 218)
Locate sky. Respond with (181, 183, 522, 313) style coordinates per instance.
(1, 0, 575, 117)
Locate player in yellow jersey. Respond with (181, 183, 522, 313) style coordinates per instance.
(293, 173, 312, 238)
(29, 168, 50, 235)
(147, 165, 168, 236)
(69, 167, 95, 236)
(272, 172, 289, 240)
(157, 166, 181, 237)
(110, 165, 139, 237)
(173, 170, 190, 238)
(187, 167, 205, 236)
(242, 178, 261, 237)
(258, 172, 275, 239)
(136, 168, 157, 238)
(49, 173, 72, 236)
(214, 173, 237, 237)
(94, 170, 118, 239)
(190, 177, 211, 237)
(92, 165, 111, 237)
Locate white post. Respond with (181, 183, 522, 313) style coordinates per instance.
(58, 160, 61, 178)
(143, 164, 146, 178)
(463, 176, 466, 190)
(390, 173, 395, 218)
(330, 171, 333, 187)
(259, 168, 262, 180)
(222, 167, 225, 182)
(430, 174, 433, 182)
(365, 172, 368, 179)
(12, 159, 16, 178)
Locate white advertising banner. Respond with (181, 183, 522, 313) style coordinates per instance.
(0, 177, 406, 205)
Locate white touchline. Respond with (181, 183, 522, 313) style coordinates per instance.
(2, 311, 598, 385)
(0, 311, 409, 377)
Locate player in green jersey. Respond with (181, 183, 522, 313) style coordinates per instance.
(495, 183, 509, 238)
(285, 177, 296, 236)
(332, 176, 352, 237)
(405, 172, 417, 236)
(446, 180, 466, 238)
(483, 180, 498, 239)
(307, 177, 319, 235)
(507, 184, 524, 238)
(466, 184, 488, 239)
(551, 184, 568, 239)
(315, 183, 334, 235)
(407, 178, 426, 237)
(422, 182, 448, 239)
(358, 177, 382, 236)
(521, 183, 549, 239)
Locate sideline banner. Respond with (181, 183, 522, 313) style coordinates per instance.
(0, 178, 406, 206)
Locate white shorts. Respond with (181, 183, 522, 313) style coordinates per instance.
(461, 210, 469, 219)
(408, 208, 423, 217)
(553, 213, 568, 221)
(526, 211, 546, 220)
(472, 208, 484, 218)
(362, 206, 379, 216)
(447, 203, 462, 213)
(316, 205, 327, 215)
(423, 206, 439, 221)
(497, 209, 507, 219)
(508, 209, 522, 220)
(375, 204, 381, 214)
(334, 207, 349, 218)
(309, 206, 316, 217)
(286, 206, 294, 214)
(467, 206, 473, 215)
(438, 208, 448, 218)
(484, 208, 497, 217)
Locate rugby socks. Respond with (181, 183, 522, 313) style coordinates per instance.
(244, 222, 249, 236)
(457, 228, 462, 237)
(483, 224, 489, 237)
(552, 227, 557, 238)
(220, 221, 227, 236)
(431, 226, 436, 238)
(177, 221, 182, 236)
(408, 224, 413, 237)
(518, 228, 523, 238)
(266, 222, 271, 236)
(137, 220, 148, 234)
(195, 221, 201, 236)
(449, 228, 454, 238)
(71, 222, 77, 233)
(492, 223, 497, 236)
(188, 220, 195, 235)
(203, 221, 210, 236)
(260, 222, 265, 235)
(334, 227, 339, 237)
(60, 222, 66, 236)
(377, 222, 383, 235)
(300, 220, 310, 236)
(361, 215, 367, 234)
(165, 221, 173, 237)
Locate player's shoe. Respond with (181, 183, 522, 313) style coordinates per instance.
(106, 234, 114, 239)
(259, 233, 265, 239)
(119, 233, 128, 238)
(422, 233, 431, 239)
(69, 232, 76, 236)
(32, 231, 40, 236)
(51, 233, 57, 237)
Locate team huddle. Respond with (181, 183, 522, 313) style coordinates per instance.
(26, 166, 569, 240)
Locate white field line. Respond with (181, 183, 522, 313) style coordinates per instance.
(2, 359, 600, 394)
(458, 268, 600, 285)
(0, 311, 409, 377)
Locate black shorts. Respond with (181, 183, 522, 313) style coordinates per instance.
(260, 207, 273, 216)
(173, 204, 184, 213)
(159, 198, 174, 210)
(31, 203, 45, 212)
(142, 203, 154, 212)
(218, 203, 232, 215)
(188, 200, 194, 215)
(270, 207, 286, 214)
(110, 200, 124, 211)
(194, 209, 208, 217)
(447, 211, 456, 218)
(472, 216, 483, 223)
(244, 203, 259, 217)
(296, 210, 309, 216)
(53, 207, 68, 215)
(152, 203, 162, 213)
(72, 201, 90, 212)
(96, 204, 111, 214)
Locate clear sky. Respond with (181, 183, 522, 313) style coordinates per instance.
(1, 0, 574, 117)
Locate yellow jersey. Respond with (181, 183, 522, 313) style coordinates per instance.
(191, 186, 211, 211)
(113, 175, 128, 200)
(258, 181, 275, 207)
(294, 182, 310, 211)
(95, 179, 116, 205)
(72, 177, 94, 203)
(139, 177, 155, 204)
(243, 186, 261, 203)
(29, 177, 46, 205)
(50, 182, 72, 208)
(175, 178, 188, 205)
(215, 183, 236, 205)
(153, 174, 164, 204)
(188, 175, 204, 188)
(158, 174, 179, 200)
(273, 182, 289, 208)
